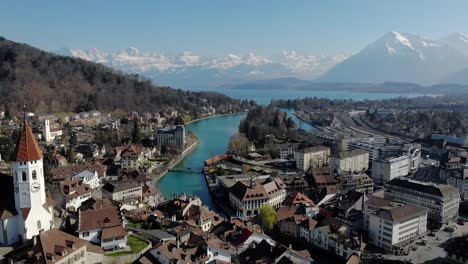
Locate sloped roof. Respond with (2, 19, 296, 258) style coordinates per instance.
(12, 121, 43, 162)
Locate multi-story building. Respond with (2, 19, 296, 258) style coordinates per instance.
(228, 177, 286, 219)
(6, 229, 104, 264)
(330, 150, 369, 173)
(101, 181, 143, 202)
(60, 180, 94, 211)
(371, 155, 410, 184)
(337, 172, 374, 194)
(78, 205, 128, 251)
(114, 144, 145, 169)
(42, 119, 63, 143)
(73, 170, 101, 189)
(294, 146, 330, 172)
(364, 196, 427, 251)
(384, 178, 460, 226)
(155, 125, 186, 149)
(447, 167, 468, 199)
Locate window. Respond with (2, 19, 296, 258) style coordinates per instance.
(82, 232, 89, 237)
(32, 170, 37, 180)
(37, 221, 41, 230)
(22, 172, 27, 181)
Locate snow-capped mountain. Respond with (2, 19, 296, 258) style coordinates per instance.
(319, 32, 468, 84)
(440, 33, 468, 56)
(54, 47, 348, 89)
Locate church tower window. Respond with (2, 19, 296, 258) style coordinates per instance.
(22, 171, 27, 181)
(32, 170, 37, 180)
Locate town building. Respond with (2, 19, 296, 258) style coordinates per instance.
(155, 125, 186, 149)
(42, 119, 63, 143)
(294, 146, 330, 172)
(101, 181, 143, 202)
(77, 205, 128, 251)
(330, 150, 369, 174)
(60, 180, 93, 211)
(311, 167, 338, 188)
(371, 155, 410, 184)
(114, 144, 145, 169)
(385, 178, 460, 226)
(273, 143, 299, 159)
(0, 120, 53, 245)
(446, 166, 468, 199)
(337, 172, 374, 194)
(73, 170, 100, 189)
(432, 133, 468, 147)
(5, 229, 104, 264)
(228, 177, 286, 219)
(364, 196, 427, 251)
(145, 231, 231, 264)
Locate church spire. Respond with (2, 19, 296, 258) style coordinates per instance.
(12, 117, 43, 162)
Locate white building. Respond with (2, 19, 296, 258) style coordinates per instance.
(371, 155, 410, 184)
(42, 119, 63, 143)
(330, 150, 369, 174)
(0, 121, 53, 245)
(228, 177, 287, 219)
(73, 170, 101, 189)
(364, 196, 427, 251)
(385, 178, 460, 226)
(78, 205, 128, 251)
(101, 181, 142, 202)
(60, 180, 93, 211)
(294, 146, 330, 172)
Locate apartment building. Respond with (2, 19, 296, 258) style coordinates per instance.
(330, 150, 369, 173)
(385, 178, 460, 226)
(364, 196, 427, 251)
(294, 146, 330, 172)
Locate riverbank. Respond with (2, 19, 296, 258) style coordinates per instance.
(153, 139, 200, 181)
(292, 113, 323, 131)
(185, 111, 247, 125)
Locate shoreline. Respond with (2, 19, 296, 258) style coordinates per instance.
(185, 111, 247, 125)
(292, 112, 323, 131)
(153, 139, 200, 182)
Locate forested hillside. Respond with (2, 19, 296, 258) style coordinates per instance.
(0, 37, 253, 115)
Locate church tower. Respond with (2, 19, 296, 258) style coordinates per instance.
(12, 120, 53, 241)
(42, 119, 51, 142)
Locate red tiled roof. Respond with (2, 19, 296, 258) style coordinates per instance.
(13, 121, 43, 162)
(101, 226, 128, 240)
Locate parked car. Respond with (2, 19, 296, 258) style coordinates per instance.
(457, 219, 465, 225)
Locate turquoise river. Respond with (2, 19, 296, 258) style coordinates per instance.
(155, 90, 428, 210)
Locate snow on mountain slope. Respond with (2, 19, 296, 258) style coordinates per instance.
(54, 47, 348, 88)
(319, 32, 468, 84)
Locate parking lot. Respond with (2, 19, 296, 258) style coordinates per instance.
(367, 221, 468, 263)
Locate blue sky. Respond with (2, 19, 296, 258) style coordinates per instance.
(1, 0, 467, 56)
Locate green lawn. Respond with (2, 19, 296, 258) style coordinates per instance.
(105, 235, 149, 257)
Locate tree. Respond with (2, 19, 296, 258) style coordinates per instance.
(259, 204, 276, 231)
(228, 134, 250, 154)
(3, 103, 11, 119)
(132, 119, 142, 144)
(0, 136, 13, 162)
(174, 115, 185, 126)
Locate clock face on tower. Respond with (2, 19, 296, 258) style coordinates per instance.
(31, 182, 41, 193)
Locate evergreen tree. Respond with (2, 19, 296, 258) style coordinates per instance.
(132, 119, 142, 144)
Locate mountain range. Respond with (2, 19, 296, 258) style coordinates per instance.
(56, 32, 468, 88)
(54, 48, 349, 89)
